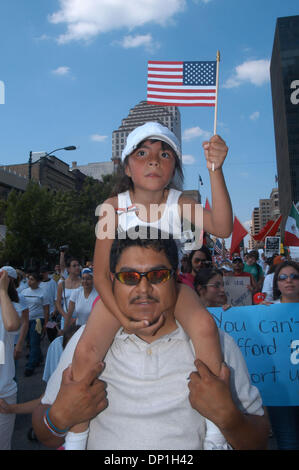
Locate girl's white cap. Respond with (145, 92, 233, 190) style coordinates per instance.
(1, 266, 17, 279)
(121, 122, 181, 162)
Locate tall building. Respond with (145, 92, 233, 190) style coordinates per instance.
(259, 199, 271, 229)
(112, 100, 181, 163)
(249, 207, 261, 249)
(270, 15, 299, 233)
(249, 188, 281, 249)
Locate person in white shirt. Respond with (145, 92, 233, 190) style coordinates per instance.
(56, 258, 81, 331)
(0, 267, 21, 449)
(65, 268, 98, 329)
(22, 272, 50, 377)
(40, 266, 58, 318)
(32, 229, 269, 450)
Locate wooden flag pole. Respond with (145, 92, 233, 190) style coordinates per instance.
(211, 50, 220, 172)
(213, 50, 220, 136)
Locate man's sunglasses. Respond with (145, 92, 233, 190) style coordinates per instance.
(278, 273, 299, 281)
(114, 269, 175, 286)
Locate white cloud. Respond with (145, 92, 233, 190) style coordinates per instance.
(182, 154, 196, 165)
(90, 134, 108, 142)
(49, 0, 186, 44)
(223, 59, 270, 88)
(249, 111, 260, 121)
(182, 126, 211, 141)
(116, 34, 160, 52)
(52, 66, 71, 76)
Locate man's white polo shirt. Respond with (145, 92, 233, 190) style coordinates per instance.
(42, 323, 264, 450)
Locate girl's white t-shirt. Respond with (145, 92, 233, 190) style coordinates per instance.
(69, 287, 99, 326)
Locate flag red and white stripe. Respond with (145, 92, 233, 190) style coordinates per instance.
(147, 61, 217, 107)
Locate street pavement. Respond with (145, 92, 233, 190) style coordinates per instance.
(10, 334, 277, 451)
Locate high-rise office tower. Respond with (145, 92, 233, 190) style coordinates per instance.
(112, 100, 181, 162)
(270, 15, 299, 231)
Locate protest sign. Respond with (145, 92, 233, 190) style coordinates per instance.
(208, 303, 299, 406)
(223, 275, 252, 306)
(265, 236, 280, 258)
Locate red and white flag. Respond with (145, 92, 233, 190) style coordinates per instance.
(147, 60, 216, 107)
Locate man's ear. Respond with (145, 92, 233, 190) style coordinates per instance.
(196, 286, 205, 297)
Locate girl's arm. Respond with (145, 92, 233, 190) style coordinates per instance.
(43, 304, 50, 329)
(179, 135, 233, 239)
(14, 308, 29, 359)
(55, 283, 68, 320)
(0, 396, 42, 415)
(64, 300, 76, 330)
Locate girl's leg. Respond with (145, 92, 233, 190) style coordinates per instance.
(66, 300, 121, 441)
(174, 283, 222, 376)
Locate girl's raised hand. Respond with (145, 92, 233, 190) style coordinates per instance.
(122, 313, 165, 337)
(202, 135, 228, 171)
(0, 270, 9, 292)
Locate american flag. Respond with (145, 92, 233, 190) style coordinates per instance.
(147, 60, 217, 107)
(213, 238, 223, 255)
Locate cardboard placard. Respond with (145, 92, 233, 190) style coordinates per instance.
(208, 303, 299, 406)
(223, 275, 252, 306)
(265, 236, 280, 258)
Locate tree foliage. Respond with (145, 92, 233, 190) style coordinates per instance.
(0, 174, 116, 268)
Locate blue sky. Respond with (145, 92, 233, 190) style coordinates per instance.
(0, 0, 298, 247)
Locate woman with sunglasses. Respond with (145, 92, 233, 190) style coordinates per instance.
(194, 268, 229, 309)
(266, 260, 299, 450)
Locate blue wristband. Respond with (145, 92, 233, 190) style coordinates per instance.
(45, 407, 69, 434)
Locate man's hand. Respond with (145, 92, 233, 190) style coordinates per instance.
(188, 359, 235, 428)
(49, 362, 108, 430)
(202, 135, 228, 171)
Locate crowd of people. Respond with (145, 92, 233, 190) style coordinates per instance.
(0, 244, 298, 450)
(0, 122, 298, 451)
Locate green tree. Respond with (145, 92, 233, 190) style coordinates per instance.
(1, 174, 117, 267)
(3, 182, 55, 267)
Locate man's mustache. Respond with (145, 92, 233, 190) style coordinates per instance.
(130, 295, 159, 304)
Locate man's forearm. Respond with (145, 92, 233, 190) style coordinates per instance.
(32, 403, 65, 449)
(218, 408, 270, 450)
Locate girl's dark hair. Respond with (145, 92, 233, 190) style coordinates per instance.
(65, 258, 80, 268)
(110, 139, 184, 196)
(28, 271, 42, 282)
(194, 268, 223, 294)
(8, 279, 19, 303)
(273, 260, 299, 300)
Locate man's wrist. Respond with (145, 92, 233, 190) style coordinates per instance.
(48, 404, 71, 432)
(216, 403, 244, 434)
